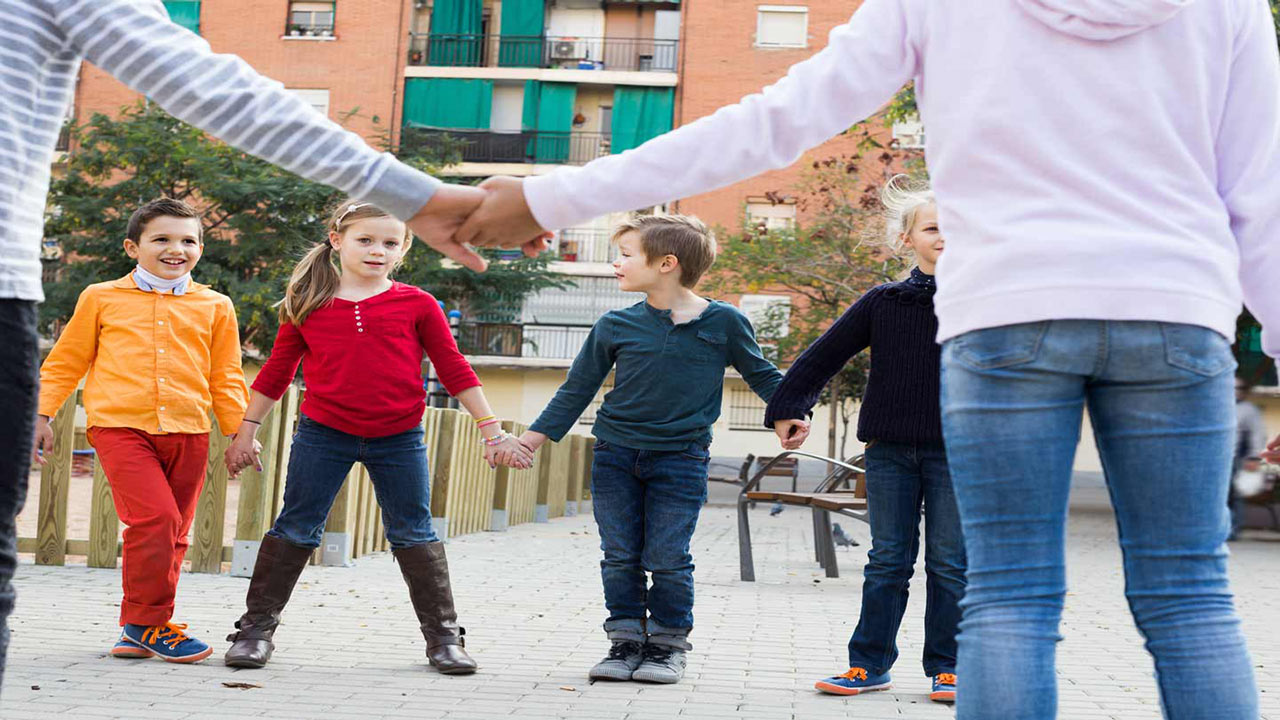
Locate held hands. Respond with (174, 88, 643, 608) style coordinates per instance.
(517, 430, 548, 454)
(484, 433, 534, 470)
(224, 430, 263, 478)
(773, 419, 811, 451)
(456, 177, 554, 253)
(30, 415, 54, 466)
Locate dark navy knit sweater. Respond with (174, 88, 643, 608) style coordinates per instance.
(764, 268, 942, 445)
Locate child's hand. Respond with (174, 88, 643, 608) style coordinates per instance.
(224, 432, 262, 478)
(484, 435, 534, 470)
(518, 430, 548, 454)
(31, 415, 54, 466)
(1263, 434, 1280, 464)
(773, 419, 810, 451)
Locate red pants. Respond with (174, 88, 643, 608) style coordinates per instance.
(88, 427, 209, 626)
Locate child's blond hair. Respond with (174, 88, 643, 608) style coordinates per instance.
(612, 214, 716, 288)
(881, 174, 935, 253)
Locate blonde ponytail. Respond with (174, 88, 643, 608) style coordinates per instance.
(278, 242, 341, 325)
(880, 174, 935, 253)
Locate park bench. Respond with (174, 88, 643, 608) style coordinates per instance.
(708, 453, 800, 507)
(737, 450, 867, 582)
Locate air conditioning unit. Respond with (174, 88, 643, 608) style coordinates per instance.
(551, 40, 581, 60)
(892, 117, 927, 150)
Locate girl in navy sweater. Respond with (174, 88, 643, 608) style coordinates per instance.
(765, 177, 962, 703)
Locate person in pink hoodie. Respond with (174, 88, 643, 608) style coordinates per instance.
(455, 1, 1279, 718)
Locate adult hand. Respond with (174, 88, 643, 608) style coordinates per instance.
(518, 430, 549, 454)
(1263, 434, 1280, 464)
(456, 176, 552, 251)
(407, 184, 491, 273)
(31, 415, 54, 466)
(773, 419, 810, 451)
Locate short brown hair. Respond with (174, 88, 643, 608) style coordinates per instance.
(612, 214, 716, 288)
(126, 197, 203, 243)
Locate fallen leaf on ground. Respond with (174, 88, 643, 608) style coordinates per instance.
(222, 682, 262, 690)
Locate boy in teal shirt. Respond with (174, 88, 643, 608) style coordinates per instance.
(520, 214, 787, 683)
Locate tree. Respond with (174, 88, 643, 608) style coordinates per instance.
(42, 102, 567, 353)
(706, 152, 913, 459)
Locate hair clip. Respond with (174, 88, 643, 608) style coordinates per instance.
(336, 202, 373, 226)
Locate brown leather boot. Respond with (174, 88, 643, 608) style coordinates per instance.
(224, 535, 313, 669)
(395, 542, 477, 675)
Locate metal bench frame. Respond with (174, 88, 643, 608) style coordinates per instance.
(737, 450, 868, 582)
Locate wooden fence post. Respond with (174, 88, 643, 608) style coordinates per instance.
(580, 441, 595, 514)
(565, 436, 585, 517)
(429, 410, 461, 540)
(35, 392, 76, 566)
(189, 424, 230, 573)
(230, 404, 282, 577)
(321, 466, 358, 566)
(86, 454, 119, 569)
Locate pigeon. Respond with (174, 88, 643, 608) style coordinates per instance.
(832, 523, 859, 549)
(770, 502, 784, 516)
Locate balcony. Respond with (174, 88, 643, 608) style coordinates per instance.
(457, 322, 595, 360)
(552, 228, 616, 264)
(407, 34, 678, 73)
(400, 127, 610, 166)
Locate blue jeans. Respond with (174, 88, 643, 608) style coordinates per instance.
(268, 416, 439, 549)
(847, 440, 965, 677)
(590, 440, 709, 648)
(941, 320, 1257, 720)
(0, 301, 38, 690)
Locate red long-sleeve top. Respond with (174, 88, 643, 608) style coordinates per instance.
(252, 283, 480, 438)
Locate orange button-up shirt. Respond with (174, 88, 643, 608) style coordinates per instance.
(39, 275, 249, 435)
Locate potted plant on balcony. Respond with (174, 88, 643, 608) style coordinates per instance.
(319, 27, 333, 37)
(410, 49, 424, 64)
(288, 24, 304, 36)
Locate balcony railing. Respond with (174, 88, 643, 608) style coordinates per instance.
(457, 322, 595, 360)
(400, 127, 610, 166)
(552, 228, 616, 264)
(407, 34, 678, 72)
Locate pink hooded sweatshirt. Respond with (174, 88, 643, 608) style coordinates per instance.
(525, 0, 1280, 358)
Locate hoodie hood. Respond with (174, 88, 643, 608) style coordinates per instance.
(1015, 0, 1195, 40)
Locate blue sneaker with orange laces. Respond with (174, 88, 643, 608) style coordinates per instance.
(109, 633, 153, 659)
(814, 666, 893, 696)
(931, 673, 957, 703)
(121, 623, 212, 664)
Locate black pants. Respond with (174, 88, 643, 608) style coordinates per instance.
(0, 300, 38, 689)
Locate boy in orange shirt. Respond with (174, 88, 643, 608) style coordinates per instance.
(32, 198, 248, 663)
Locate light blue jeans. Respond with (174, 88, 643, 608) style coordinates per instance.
(940, 320, 1256, 720)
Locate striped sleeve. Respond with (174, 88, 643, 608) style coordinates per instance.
(52, 0, 440, 221)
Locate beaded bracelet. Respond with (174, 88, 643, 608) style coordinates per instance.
(482, 431, 510, 447)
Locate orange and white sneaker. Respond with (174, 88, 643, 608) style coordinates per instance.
(814, 666, 893, 696)
(109, 634, 154, 659)
(931, 673, 957, 703)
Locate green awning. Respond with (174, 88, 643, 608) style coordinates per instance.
(522, 81, 577, 163)
(499, 0, 545, 68)
(402, 78, 493, 130)
(429, 0, 484, 66)
(611, 87, 674, 154)
(163, 1, 201, 34)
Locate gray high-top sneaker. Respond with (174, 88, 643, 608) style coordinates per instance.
(631, 643, 688, 684)
(588, 640, 645, 681)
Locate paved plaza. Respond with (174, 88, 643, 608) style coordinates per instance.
(2, 485, 1277, 720)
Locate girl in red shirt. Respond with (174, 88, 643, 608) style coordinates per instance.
(221, 200, 531, 674)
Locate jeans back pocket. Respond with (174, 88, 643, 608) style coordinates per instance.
(949, 321, 1050, 370)
(1161, 323, 1235, 377)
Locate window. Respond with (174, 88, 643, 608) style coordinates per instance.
(288, 1, 335, 36)
(727, 386, 771, 431)
(892, 115, 926, 150)
(756, 6, 808, 48)
(289, 89, 331, 117)
(739, 294, 791, 339)
(746, 199, 797, 232)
